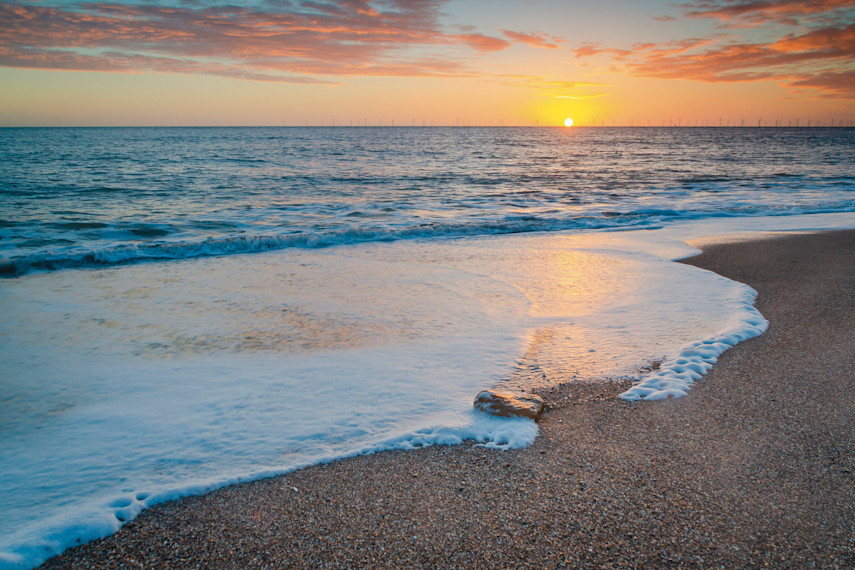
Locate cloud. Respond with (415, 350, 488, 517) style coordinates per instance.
(0, 0, 537, 81)
(573, 1, 855, 99)
(772, 24, 855, 54)
(629, 24, 855, 83)
(0, 46, 336, 83)
(683, 0, 855, 27)
(501, 30, 559, 49)
(790, 70, 855, 98)
(555, 93, 606, 100)
(528, 80, 607, 89)
(522, 78, 609, 100)
(453, 33, 510, 52)
(571, 43, 632, 59)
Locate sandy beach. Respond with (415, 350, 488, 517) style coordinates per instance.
(42, 229, 855, 569)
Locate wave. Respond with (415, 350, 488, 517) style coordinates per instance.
(2, 205, 853, 277)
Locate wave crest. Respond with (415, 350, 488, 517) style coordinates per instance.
(2, 204, 853, 277)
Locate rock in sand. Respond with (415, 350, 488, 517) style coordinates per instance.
(473, 390, 545, 420)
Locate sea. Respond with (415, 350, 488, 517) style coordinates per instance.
(1, 126, 853, 568)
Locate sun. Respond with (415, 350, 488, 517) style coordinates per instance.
(564, 118, 574, 127)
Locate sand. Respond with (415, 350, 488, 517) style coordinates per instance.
(42, 229, 855, 569)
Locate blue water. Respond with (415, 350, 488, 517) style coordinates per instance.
(2, 127, 853, 276)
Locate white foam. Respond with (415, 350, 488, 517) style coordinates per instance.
(1, 212, 853, 569)
(619, 289, 768, 401)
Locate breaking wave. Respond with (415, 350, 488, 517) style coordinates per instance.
(4, 203, 852, 277)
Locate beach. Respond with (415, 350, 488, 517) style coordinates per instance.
(40, 229, 855, 568)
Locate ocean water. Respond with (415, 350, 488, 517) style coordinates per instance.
(2, 127, 853, 275)
(1, 127, 853, 568)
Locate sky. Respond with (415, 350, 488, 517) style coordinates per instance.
(1, 0, 853, 126)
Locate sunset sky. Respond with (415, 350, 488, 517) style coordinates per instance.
(1, 0, 853, 126)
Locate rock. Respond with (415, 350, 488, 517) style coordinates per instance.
(473, 390, 545, 420)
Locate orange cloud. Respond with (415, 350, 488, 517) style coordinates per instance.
(772, 24, 855, 53)
(501, 30, 559, 49)
(453, 33, 511, 52)
(0, 0, 537, 80)
(790, 70, 855, 98)
(630, 25, 854, 82)
(571, 43, 632, 59)
(574, 1, 855, 99)
(684, 0, 855, 26)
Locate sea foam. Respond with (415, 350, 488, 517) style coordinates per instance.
(619, 289, 768, 400)
(1, 213, 854, 569)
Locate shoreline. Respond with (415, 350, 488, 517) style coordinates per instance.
(42, 229, 855, 568)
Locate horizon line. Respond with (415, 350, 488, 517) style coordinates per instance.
(2, 124, 854, 129)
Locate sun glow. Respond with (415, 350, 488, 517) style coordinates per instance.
(564, 118, 574, 127)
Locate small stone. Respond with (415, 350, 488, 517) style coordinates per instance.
(473, 390, 546, 420)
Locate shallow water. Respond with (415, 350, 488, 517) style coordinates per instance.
(1, 214, 852, 568)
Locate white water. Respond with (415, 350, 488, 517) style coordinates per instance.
(1, 213, 853, 568)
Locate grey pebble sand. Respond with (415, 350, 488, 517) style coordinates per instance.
(42, 229, 855, 569)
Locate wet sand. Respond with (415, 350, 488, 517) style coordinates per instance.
(43, 230, 855, 568)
